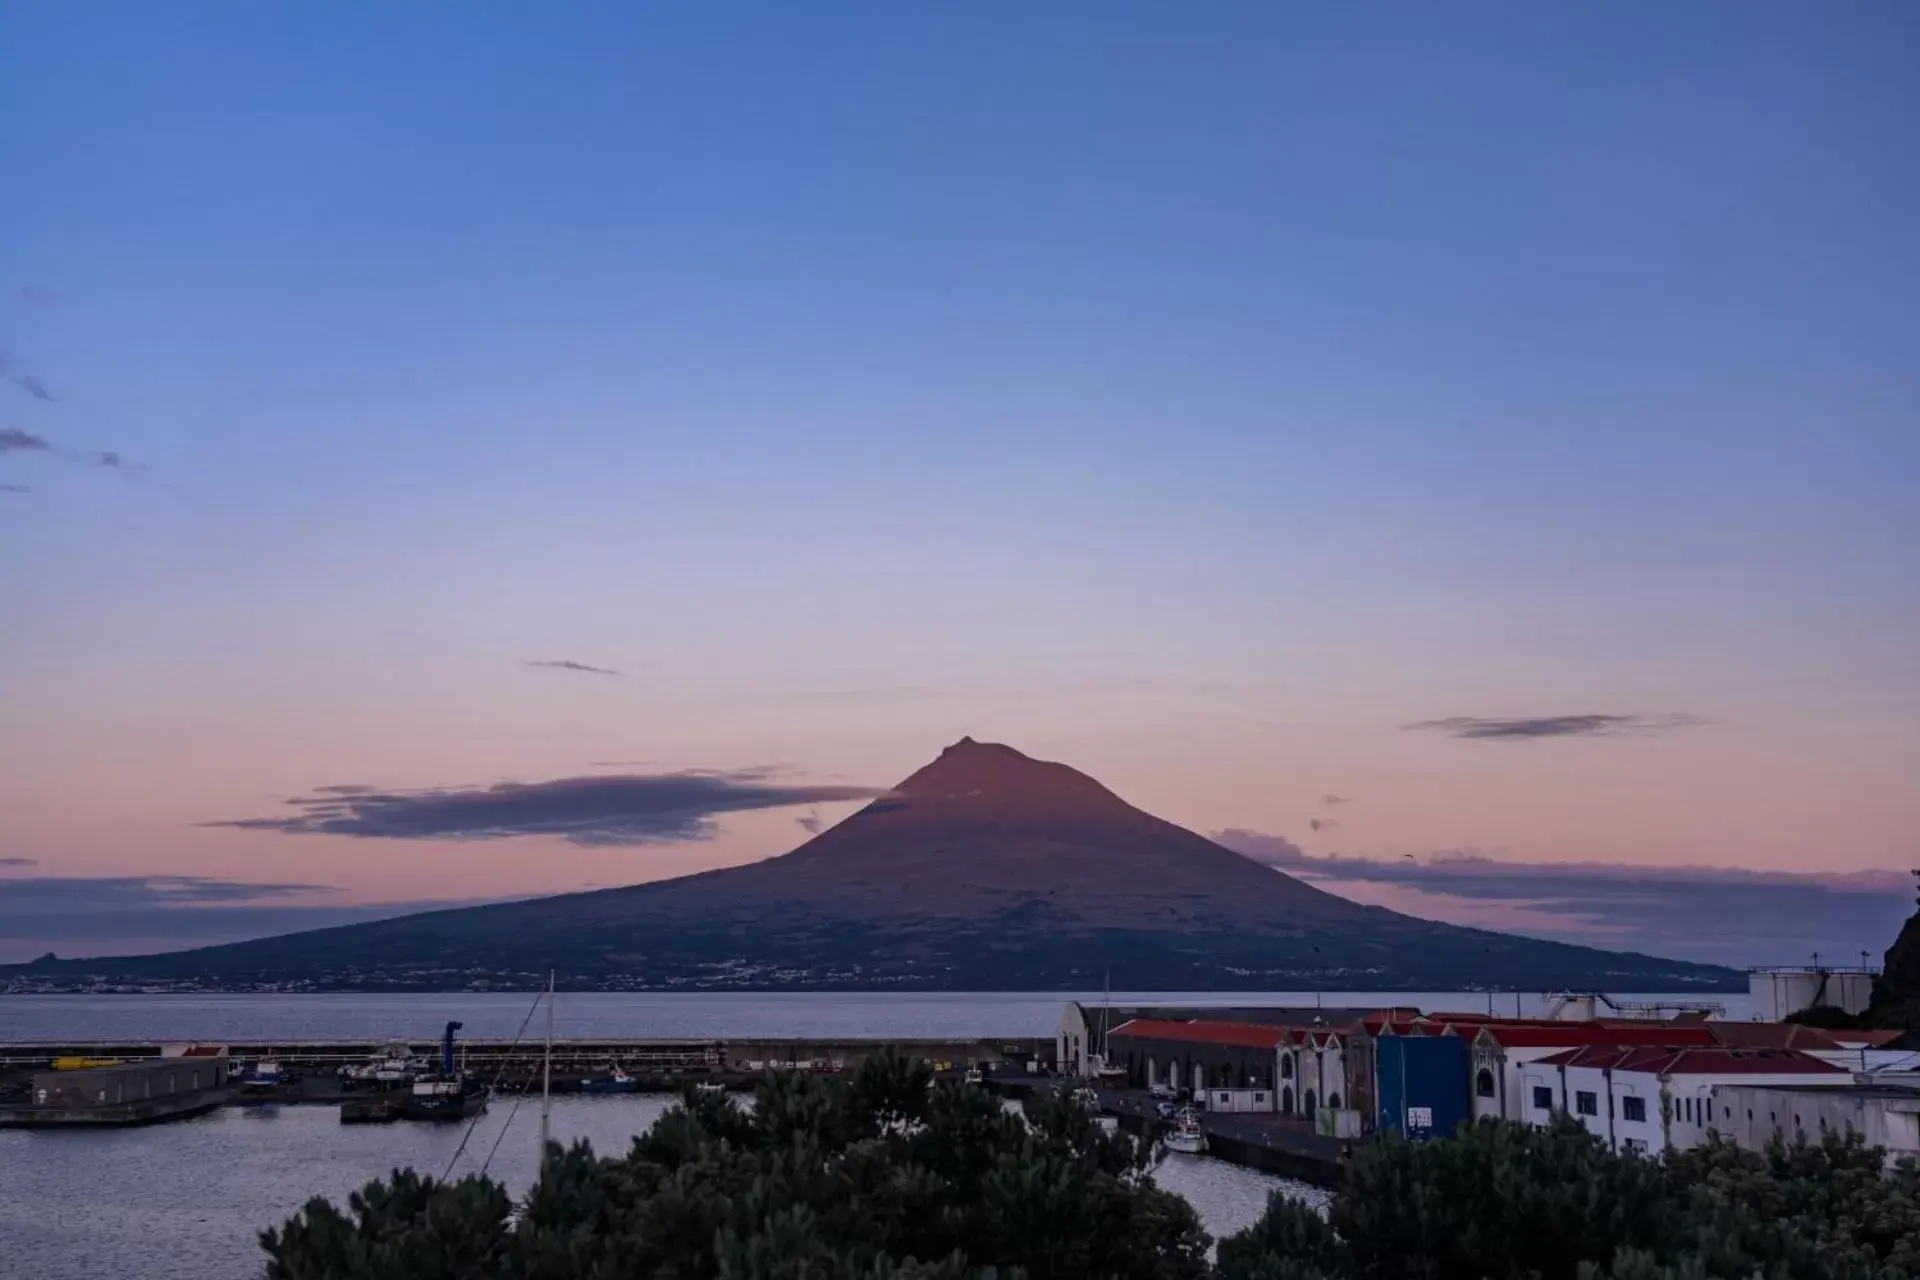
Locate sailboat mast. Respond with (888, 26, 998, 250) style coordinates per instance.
(539, 969, 553, 1173)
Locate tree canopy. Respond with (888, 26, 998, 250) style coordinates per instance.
(263, 1060, 1919, 1280)
(1217, 1116, 1920, 1280)
(262, 1052, 1209, 1279)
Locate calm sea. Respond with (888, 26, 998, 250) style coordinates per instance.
(0, 987, 1751, 1042)
(0, 990, 1735, 1279)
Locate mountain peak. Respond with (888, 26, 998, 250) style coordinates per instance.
(891, 737, 1125, 809)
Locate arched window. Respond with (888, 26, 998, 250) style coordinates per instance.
(1305, 1088, 1317, 1114)
(1475, 1068, 1496, 1099)
(1281, 1054, 1294, 1079)
(1327, 1092, 1341, 1111)
(1282, 1086, 1295, 1115)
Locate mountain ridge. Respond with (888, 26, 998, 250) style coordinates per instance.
(5, 738, 1742, 992)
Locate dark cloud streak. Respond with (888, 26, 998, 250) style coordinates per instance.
(1405, 714, 1702, 741)
(1214, 828, 1912, 967)
(0, 428, 50, 453)
(209, 771, 890, 847)
(527, 659, 621, 677)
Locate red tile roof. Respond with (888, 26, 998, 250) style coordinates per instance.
(1480, 1024, 1718, 1050)
(1826, 1029, 1904, 1047)
(1107, 1019, 1288, 1049)
(1533, 1046, 1845, 1077)
(1705, 1023, 1844, 1051)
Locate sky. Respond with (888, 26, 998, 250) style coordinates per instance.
(2, 2, 1915, 967)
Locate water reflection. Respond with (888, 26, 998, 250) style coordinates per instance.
(1, 1095, 1317, 1279)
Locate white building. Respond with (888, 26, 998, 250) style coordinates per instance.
(1469, 1025, 1721, 1124)
(1278, 1026, 1350, 1118)
(1532, 1045, 1849, 1154)
(1712, 1084, 1920, 1167)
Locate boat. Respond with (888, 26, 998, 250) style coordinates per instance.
(1163, 1108, 1207, 1155)
(963, 1066, 984, 1086)
(339, 1043, 432, 1086)
(238, 1060, 286, 1100)
(693, 1081, 728, 1096)
(397, 1021, 488, 1122)
(578, 1066, 637, 1094)
(399, 1076, 488, 1121)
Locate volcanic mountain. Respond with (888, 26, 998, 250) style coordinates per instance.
(13, 738, 1740, 991)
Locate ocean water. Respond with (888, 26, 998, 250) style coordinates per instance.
(0, 987, 1751, 1042)
(0, 988, 1731, 1279)
(0, 1092, 1323, 1280)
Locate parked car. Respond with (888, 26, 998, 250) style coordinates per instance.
(1148, 1082, 1176, 1100)
(1155, 1100, 1177, 1120)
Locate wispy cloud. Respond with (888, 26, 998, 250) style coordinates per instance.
(0, 428, 49, 453)
(12, 375, 54, 402)
(1309, 817, 1339, 833)
(0, 875, 336, 909)
(1405, 714, 1702, 741)
(208, 770, 890, 847)
(0, 857, 39, 867)
(0, 483, 27, 494)
(1214, 829, 1912, 967)
(0, 874, 496, 963)
(1319, 794, 1349, 806)
(527, 659, 621, 677)
(19, 286, 57, 307)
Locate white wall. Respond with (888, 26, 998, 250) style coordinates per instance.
(1554, 1064, 1854, 1153)
(1714, 1085, 1920, 1163)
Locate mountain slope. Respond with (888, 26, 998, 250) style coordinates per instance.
(9, 738, 1741, 991)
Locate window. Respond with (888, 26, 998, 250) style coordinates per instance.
(1575, 1091, 1598, 1117)
(1532, 1086, 1554, 1111)
(1327, 1093, 1341, 1110)
(1621, 1096, 1646, 1123)
(1475, 1069, 1496, 1098)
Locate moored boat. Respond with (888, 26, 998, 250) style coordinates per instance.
(578, 1066, 637, 1094)
(1163, 1107, 1207, 1155)
(238, 1060, 287, 1101)
(397, 1020, 487, 1121)
(398, 1076, 488, 1121)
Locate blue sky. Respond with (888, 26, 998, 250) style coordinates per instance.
(1, 2, 1915, 964)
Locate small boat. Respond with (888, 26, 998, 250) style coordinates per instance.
(339, 1044, 432, 1086)
(963, 1066, 984, 1086)
(693, 1081, 728, 1096)
(397, 1020, 488, 1121)
(398, 1076, 488, 1121)
(238, 1061, 285, 1100)
(1163, 1108, 1207, 1155)
(579, 1067, 637, 1094)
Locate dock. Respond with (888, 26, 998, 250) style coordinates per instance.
(1, 1035, 1055, 1094)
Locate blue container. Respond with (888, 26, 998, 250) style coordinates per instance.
(1376, 1035, 1469, 1141)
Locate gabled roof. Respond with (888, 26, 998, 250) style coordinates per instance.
(1479, 1024, 1717, 1050)
(1534, 1046, 1846, 1077)
(1107, 1019, 1289, 1050)
(1705, 1023, 1845, 1052)
(1825, 1029, 1904, 1048)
